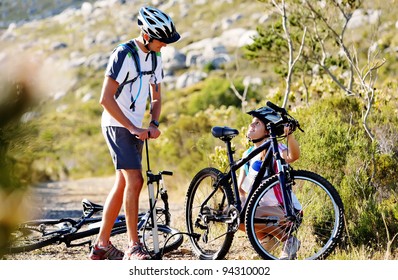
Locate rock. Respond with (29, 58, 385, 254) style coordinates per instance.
(1, 22, 17, 41)
(82, 93, 93, 103)
(84, 53, 109, 70)
(161, 46, 187, 72)
(347, 9, 381, 29)
(219, 28, 258, 48)
(81, 2, 93, 18)
(52, 42, 68, 51)
(176, 70, 207, 89)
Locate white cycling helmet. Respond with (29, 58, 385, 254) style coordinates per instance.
(137, 6, 180, 44)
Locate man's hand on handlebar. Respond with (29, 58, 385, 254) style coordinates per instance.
(130, 127, 150, 140)
(148, 126, 161, 139)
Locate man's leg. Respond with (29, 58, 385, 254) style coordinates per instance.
(89, 171, 126, 260)
(121, 169, 151, 260)
(122, 169, 144, 245)
(95, 170, 125, 246)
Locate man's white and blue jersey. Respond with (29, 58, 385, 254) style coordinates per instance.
(101, 40, 163, 128)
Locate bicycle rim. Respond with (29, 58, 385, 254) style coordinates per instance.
(245, 170, 344, 260)
(185, 167, 235, 260)
(140, 224, 183, 256)
(6, 219, 71, 254)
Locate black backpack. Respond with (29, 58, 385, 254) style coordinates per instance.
(114, 41, 158, 111)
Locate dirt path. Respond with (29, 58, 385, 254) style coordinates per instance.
(5, 177, 257, 260)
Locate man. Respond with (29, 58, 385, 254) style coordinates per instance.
(89, 6, 180, 260)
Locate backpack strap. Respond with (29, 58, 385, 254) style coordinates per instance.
(148, 51, 160, 114)
(113, 41, 159, 112)
(114, 42, 141, 100)
(150, 51, 158, 89)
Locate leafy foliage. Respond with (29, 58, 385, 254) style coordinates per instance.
(291, 96, 398, 252)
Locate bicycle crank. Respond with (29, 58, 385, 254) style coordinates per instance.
(224, 205, 240, 232)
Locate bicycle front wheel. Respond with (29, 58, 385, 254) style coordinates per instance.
(185, 167, 236, 260)
(6, 219, 75, 254)
(245, 170, 344, 260)
(140, 224, 183, 256)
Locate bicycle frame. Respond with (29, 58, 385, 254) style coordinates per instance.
(186, 102, 345, 260)
(30, 204, 128, 248)
(208, 122, 295, 221)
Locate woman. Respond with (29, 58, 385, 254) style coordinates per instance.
(238, 105, 301, 260)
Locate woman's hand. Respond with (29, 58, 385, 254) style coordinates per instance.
(282, 124, 300, 163)
(284, 124, 292, 136)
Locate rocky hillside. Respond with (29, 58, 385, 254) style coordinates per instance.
(2, 0, 396, 104)
(0, 0, 96, 28)
(0, 0, 267, 102)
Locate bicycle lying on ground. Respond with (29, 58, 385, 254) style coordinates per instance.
(6, 139, 183, 260)
(185, 101, 345, 260)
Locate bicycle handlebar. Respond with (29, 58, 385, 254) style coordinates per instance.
(266, 101, 287, 115)
(265, 101, 304, 134)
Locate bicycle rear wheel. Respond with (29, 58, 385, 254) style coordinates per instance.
(185, 167, 236, 260)
(245, 170, 345, 260)
(6, 219, 75, 253)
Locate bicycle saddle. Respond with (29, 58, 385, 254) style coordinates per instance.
(211, 126, 239, 140)
(82, 198, 103, 213)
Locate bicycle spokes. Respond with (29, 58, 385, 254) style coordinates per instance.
(245, 171, 344, 260)
(185, 167, 235, 260)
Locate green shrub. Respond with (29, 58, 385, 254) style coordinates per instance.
(183, 77, 259, 115)
(292, 96, 398, 251)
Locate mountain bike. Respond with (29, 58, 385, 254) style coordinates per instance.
(6, 139, 183, 260)
(185, 101, 345, 260)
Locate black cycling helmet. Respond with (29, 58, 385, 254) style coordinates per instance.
(137, 6, 180, 44)
(247, 106, 283, 126)
(247, 106, 286, 140)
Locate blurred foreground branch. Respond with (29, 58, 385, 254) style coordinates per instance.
(0, 56, 43, 258)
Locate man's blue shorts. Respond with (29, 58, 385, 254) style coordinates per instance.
(102, 126, 143, 170)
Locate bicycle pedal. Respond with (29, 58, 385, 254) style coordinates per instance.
(202, 232, 208, 243)
(224, 206, 239, 222)
(191, 233, 201, 241)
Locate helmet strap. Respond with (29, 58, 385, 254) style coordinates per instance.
(142, 34, 153, 52)
(250, 135, 268, 143)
